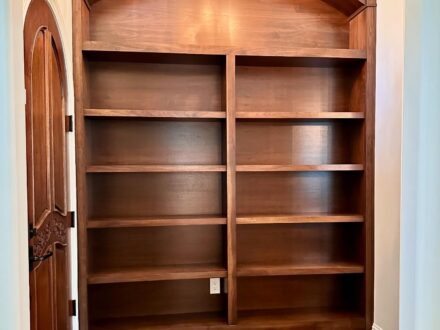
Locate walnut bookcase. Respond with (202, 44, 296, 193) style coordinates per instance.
(73, 0, 376, 329)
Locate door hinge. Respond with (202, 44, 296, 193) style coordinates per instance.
(69, 299, 77, 317)
(69, 211, 75, 228)
(66, 115, 74, 132)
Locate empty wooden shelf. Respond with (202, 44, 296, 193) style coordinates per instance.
(237, 214, 364, 225)
(74, 0, 376, 328)
(88, 264, 227, 284)
(87, 215, 227, 229)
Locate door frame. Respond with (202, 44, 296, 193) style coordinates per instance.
(5, 0, 77, 329)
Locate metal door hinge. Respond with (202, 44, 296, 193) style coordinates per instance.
(66, 115, 74, 132)
(69, 211, 75, 228)
(69, 299, 77, 317)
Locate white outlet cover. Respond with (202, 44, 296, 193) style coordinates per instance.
(210, 278, 221, 294)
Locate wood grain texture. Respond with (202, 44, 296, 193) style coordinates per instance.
(87, 165, 227, 173)
(236, 172, 363, 216)
(87, 173, 225, 218)
(236, 112, 364, 119)
(236, 119, 364, 167)
(88, 264, 227, 284)
(88, 0, 350, 50)
(75, 0, 376, 327)
(237, 224, 363, 268)
(236, 64, 364, 114)
(237, 309, 365, 329)
(237, 275, 364, 315)
(237, 263, 364, 277)
(84, 109, 226, 118)
(88, 280, 226, 321)
(237, 214, 364, 225)
(236, 165, 363, 172)
(86, 59, 225, 112)
(88, 226, 225, 272)
(363, 7, 377, 329)
(83, 40, 367, 60)
(86, 119, 225, 166)
(88, 216, 227, 228)
(73, 0, 90, 327)
(90, 312, 226, 330)
(226, 54, 237, 325)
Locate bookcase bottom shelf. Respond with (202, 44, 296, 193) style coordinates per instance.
(90, 309, 365, 330)
(237, 308, 365, 329)
(90, 312, 226, 330)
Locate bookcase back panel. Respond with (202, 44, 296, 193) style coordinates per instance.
(87, 59, 225, 111)
(86, 119, 225, 166)
(89, 279, 226, 320)
(237, 172, 362, 215)
(237, 275, 363, 313)
(237, 223, 362, 266)
(88, 226, 226, 271)
(87, 173, 225, 218)
(237, 120, 363, 165)
(88, 0, 349, 50)
(236, 65, 364, 113)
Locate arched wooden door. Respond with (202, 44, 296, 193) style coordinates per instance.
(24, 1, 72, 329)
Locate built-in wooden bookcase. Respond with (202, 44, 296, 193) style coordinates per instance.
(74, 0, 376, 329)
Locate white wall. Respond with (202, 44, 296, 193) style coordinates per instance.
(401, 1, 440, 329)
(375, 0, 405, 329)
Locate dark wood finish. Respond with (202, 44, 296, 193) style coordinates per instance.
(86, 118, 225, 166)
(73, 1, 90, 327)
(236, 112, 365, 119)
(87, 165, 226, 173)
(237, 275, 364, 316)
(237, 165, 363, 172)
(74, 0, 376, 328)
(88, 264, 227, 284)
(88, 216, 227, 228)
(25, 1, 71, 329)
(237, 172, 363, 216)
(88, 280, 226, 321)
(226, 54, 238, 325)
(350, 6, 376, 328)
(87, 173, 225, 218)
(85, 109, 226, 119)
(88, 0, 350, 50)
(85, 54, 225, 112)
(237, 214, 364, 225)
(237, 224, 363, 269)
(237, 263, 364, 277)
(236, 62, 365, 114)
(237, 120, 364, 166)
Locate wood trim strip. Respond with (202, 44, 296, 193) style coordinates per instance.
(72, 0, 89, 328)
(237, 264, 365, 277)
(87, 217, 227, 228)
(84, 109, 226, 119)
(364, 6, 377, 329)
(236, 164, 364, 172)
(226, 54, 237, 325)
(86, 165, 227, 173)
(237, 214, 364, 225)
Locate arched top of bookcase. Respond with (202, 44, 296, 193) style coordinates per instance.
(84, 0, 371, 51)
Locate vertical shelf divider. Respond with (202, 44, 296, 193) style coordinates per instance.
(226, 53, 237, 325)
(73, 0, 89, 328)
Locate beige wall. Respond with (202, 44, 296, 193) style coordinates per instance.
(375, 0, 405, 329)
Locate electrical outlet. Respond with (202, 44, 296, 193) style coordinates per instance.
(210, 278, 221, 294)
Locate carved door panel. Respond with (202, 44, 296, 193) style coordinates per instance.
(24, 1, 71, 329)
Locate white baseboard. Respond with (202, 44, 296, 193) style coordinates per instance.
(372, 324, 384, 330)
